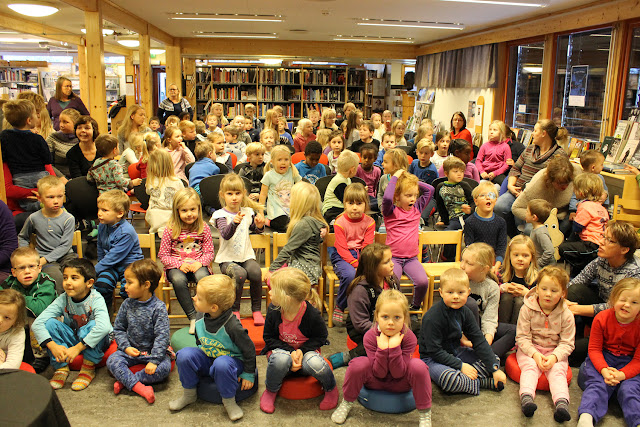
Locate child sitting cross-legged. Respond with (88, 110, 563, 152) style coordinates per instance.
(295, 140, 326, 184)
(525, 199, 556, 269)
(170, 275, 256, 421)
(107, 259, 171, 404)
(88, 134, 142, 194)
(236, 142, 267, 201)
(0, 289, 26, 369)
(32, 258, 113, 390)
(322, 150, 360, 226)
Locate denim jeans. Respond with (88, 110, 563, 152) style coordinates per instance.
(13, 170, 50, 211)
(175, 348, 244, 398)
(166, 267, 210, 319)
(264, 349, 336, 393)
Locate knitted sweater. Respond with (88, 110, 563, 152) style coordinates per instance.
(531, 226, 555, 268)
(476, 139, 511, 176)
(2, 272, 56, 317)
(156, 98, 193, 125)
(508, 143, 566, 189)
(46, 131, 78, 176)
(18, 209, 75, 263)
(158, 226, 214, 273)
(588, 309, 640, 379)
(87, 157, 130, 194)
(0, 328, 25, 369)
(463, 212, 507, 263)
(0, 128, 51, 175)
(469, 277, 500, 337)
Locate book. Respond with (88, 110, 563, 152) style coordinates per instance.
(602, 162, 631, 174)
(600, 136, 615, 160)
(521, 130, 532, 146)
(607, 120, 632, 162)
(617, 122, 640, 163)
(569, 138, 584, 159)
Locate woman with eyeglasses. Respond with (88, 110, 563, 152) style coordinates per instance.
(157, 84, 193, 126)
(46, 77, 90, 131)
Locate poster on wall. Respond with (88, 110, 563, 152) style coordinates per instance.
(568, 65, 588, 107)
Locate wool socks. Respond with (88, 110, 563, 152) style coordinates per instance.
(520, 394, 537, 417)
(71, 360, 96, 391)
(222, 397, 244, 420)
(319, 387, 339, 410)
(260, 389, 277, 413)
(478, 377, 504, 391)
(169, 387, 197, 411)
(331, 400, 354, 424)
(577, 413, 594, 427)
(114, 380, 125, 394)
(132, 382, 156, 404)
(418, 409, 432, 427)
(50, 366, 70, 390)
(554, 398, 571, 422)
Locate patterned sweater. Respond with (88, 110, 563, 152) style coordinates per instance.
(435, 181, 474, 224)
(87, 157, 130, 194)
(158, 227, 214, 273)
(508, 143, 566, 189)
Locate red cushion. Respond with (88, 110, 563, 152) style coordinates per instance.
(505, 352, 572, 391)
(69, 340, 118, 371)
(347, 336, 420, 359)
(278, 357, 332, 400)
(241, 318, 265, 355)
(19, 362, 35, 373)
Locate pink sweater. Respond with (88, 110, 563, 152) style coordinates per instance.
(476, 139, 511, 176)
(167, 146, 195, 181)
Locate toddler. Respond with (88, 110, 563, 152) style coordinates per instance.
(88, 134, 142, 194)
(260, 127, 277, 164)
(237, 142, 267, 200)
(526, 199, 556, 268)
(0, 289, 26, 369)
(208, 132, 232, 171)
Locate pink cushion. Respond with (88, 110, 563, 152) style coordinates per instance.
(505, 352, 572, 391)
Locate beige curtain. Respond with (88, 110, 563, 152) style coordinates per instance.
(416, 43, 498, 88)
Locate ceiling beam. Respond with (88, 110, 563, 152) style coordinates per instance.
(104, 41, 133, 56)
(0, 12, 81, 45)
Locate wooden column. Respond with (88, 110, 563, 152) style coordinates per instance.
(84, 7, 108, 134)
(493, 42, 508, 121)
(538, 33, 556, 120)
(183, 58, 196, 118)
(138, 33, 153, 116)
(165, 45, 182, 96)
(77, 37, 89, 105)
(602, 22, 628, 139)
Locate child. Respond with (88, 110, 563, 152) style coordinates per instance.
(349, 120, 379, 154)
(374, 131, 397, 168)
(498, 235, 539, 324)
(145, 149, 185, 234)
(356, 143, 381, 211)
(377, 148, 410, 213)
(435, 157, 474, 245)
(170, 275, 256, 421)
(138, 132, 160, 179)
(32, 258, 112, 390)
(293, 118, 316, 153)
(438, 138, 480, 182)
(211, 174, 265, 324)
(205, 113, 224, 135)
(179, 120, 198, 154)
(431, 131, 451, 170)
(231, 115, 252, 145)
(382, 110, 393, 132)
(391, 119, 407, 146)
(245, 103, 262, 132)
(570, 150, 609, 215)
(559, 173, 608, 275)
(463, 181, 508, 273)
(277, 117, 294, 146)
(93, 190, 144, 311)
(319, 108, 338, 131)
(329, 183, 375, 324)
(0, 289, 26, 369)
(420, 268, 507, 395)
(46, 108, 80, 177)
(577, 278, 640, 427)
(259, 145, 302, 232)
(107, 259, 171, 403)
(148, 116, 161, 136)
(327, 130, 345, 174)
(461, 243, 516, 362)
(194, 120, 207, 141)
(260, 267, 337, 413)
(267, 182, 327, 286)
(237, 142, 266, 200)
(260, 127, 277, 164)
(210, 102, 228, 127)
(316, 128, 331, 153)
(18, 176, 76, 291)
(224, 125, 247, 164)
(409, 139, 438, 185)
(165, 115, 180, 129)
(382, 170, 434, 316)
(322, 150, 360, 226)
(244, 116, 260, 142)
(208, 132, 232, 171)
(476, 120, 511, 186)
(164, 126, 195, 182)
(88, 134, 142, 194)
(308, 109, 320, 132)
(295, 140, 326, 184)
(516, 266, 575, 422)
(159, 188, 214, 334)
(332, 289, 432, 426)
(178, 111, 191, 122)
(119, 133, 143, 179)
(409, 124, 433, 146)
(344, 109, 362, 148)
(526, 199, 556, 268)
(188, 142, 220, 195)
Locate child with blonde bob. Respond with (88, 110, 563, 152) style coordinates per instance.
(210, 102, 228, 127)
(260, 127, 277, 163)
(516, 266, 575, 422)
(391, 119, 407, 146)
(264, 109, 278, 133)
(164, 115, 180, 129)
(136, 131, 160, 179)
(211, 174, 266, 324)
(0, 288, 26, 369)
(260, 267, 336, 413)
(319, 108, 338, 131)
(316, 128, 332, 152)
(145, 149, 185, 234)
(259, 145, 302, 232)
(237, 142, 267, 199)
(476, 120, 511, 186)
(377, 147, 409, 212)
(499, 235, 539, 324)
(322, 149, 360, 225)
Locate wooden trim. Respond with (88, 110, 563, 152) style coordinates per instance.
(538, 34, 556, 119)
(104, 42, 133, 56)
(77, 38, 89, 104)
(124, 56, 136, 107)
(138, 34, 153, 115)
(603, 22, 628, 139)
(617, 21, 638, 123)
(183, 58, 196, 117)
(0, 12, 80, 45)
(85, 7, 108, 135)
(164, 45, 182, 98)
(494, 42, 508, 122)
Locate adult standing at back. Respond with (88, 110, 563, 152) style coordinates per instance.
(117, 104, 150, 154)
(157, 84, 193, 126)
(46, 77, 89, 131)
(450, 111, 473, 147)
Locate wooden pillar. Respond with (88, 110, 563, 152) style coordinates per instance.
(84, 7, 108, 134)
(138, 33, 153, 116)
(493, 42, 508, 121)
(124, 55, 136, 107)
(77, 38, 89, 106)
(602, 22, 628, 139)
(538, 33, 556, 120)
(183, 58, 196, 118)
(165, 45, 182, 97)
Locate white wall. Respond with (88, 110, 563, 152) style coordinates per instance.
(429, 88, 494, 143)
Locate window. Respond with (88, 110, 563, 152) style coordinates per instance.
(553, 28, 612, 140)
(622, 26, 640, 121)
(505, 41, 544, 130)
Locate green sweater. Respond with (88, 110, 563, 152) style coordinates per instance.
(2, 272, 56, 318)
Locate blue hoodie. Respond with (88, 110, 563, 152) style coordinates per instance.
(96, 218, 143, 276)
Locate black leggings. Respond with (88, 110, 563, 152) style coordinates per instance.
(567, 281, 603, 366)
(269, 215, 289, 233)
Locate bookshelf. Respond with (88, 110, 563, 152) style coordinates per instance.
(0, 60, 49, 100)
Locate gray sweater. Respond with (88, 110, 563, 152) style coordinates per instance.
(18, 209, 75, 263)
(531, 225, 556, 268)
(469, 277, 500, 338)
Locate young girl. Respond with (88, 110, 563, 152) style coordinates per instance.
(260, 128, 277, 164)
(117, 104, 149, 153)
(431, 131, 450, 170)
(344, 109, 361, 148)
(0, 289, 26, 370)
(163, 126, 195, 181)
(211, 174, 266, 325)
(499, 235, 539, 324)
(165, 115, 180, 129)
(267, 181, 327, 286)
(329, 243, 399, 369)
(327, 130, 345, 174)
(332, 289, 432, 427)
(264, 109, 278, 133)
(259, 145, 302, 232)
(319, 108, 338, 131)
(46, 107, 80, 177)
(316, 128, 331, 153)
(260, 267, 337, 413)
(145, 149, 185, 234)
(476, 120, 511, 187)
(205, 113, 224, 135)
(382, 170, 434, 315)
(119, 133, 143, 179)
(516, 266, 575, 422)
(277, 117, 294, 146)
(137, 131, 159, 179)
(371, 113, 384, 142)
(210, 102, 228, 127)
(461, 243, 516, 362)
(391, 119, 407, 146)
(377, 148, 409, 214)
(438, 138, 480, 182)
(293, 118, 316, 153)
(158, 187, 214, 334)
(329, 183, 376, 324)
(577, 278, 640, 427)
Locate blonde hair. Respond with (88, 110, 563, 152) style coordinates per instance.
(194, 120, 206, 134)
(295, 118, 313, 135)
(391, 120, 406, 143)
(167, 187, 204, 239)
(319, 108, 338, 130)
(260, 128, 277, 144)
(117, 104, 146, 142)
(165, 115, 180, 128)
(573, 173, 604, 202)
(415, 125, 433, 143)
(142, 132, 160, 163)
(129, 133, 145, 156)
(97, 189, 130, 214)
(245, 142, 266, 156)
(197, 274, 235, 311)
(471, 181, 498, 199)
(343, 183, 370, 212)
(207, 131, 225, 145)
(37, 175, 63, 194)
(59, 108, 81, 126)
(270, 267, 321, 312)
(384, 148, 409, 174)
(146, 149, 179, 191)
(194, 141, 214, 160)
(374, 289, 410, 328)
(536, 265, 569, 297)
(244, 103, 256, 114)
(265, 145, 300, 178)
(17, 92, 52, 139)
(218, 174, 263, 212)
(579, 149, 605, 171)
(416, 139, 435, 155)
(0, 289, 26, 331)
(608, 278, 640, 307)
(502, 235, 538, 285)
(337, 150, 359, 174)
(286, 182, 328, 239)
(440, 268, 470, 291)
(316, 128, 331, 150)
(394, 172, 419, 203)
(489, 120, 507, 142)
(264, 109, 278, 131)
(179, 120, 195, 134)
(10, 246, 40, 266)
(210, 103, 228, 126)
(463, 243, 499, 283)
(162, 126, 181, 148)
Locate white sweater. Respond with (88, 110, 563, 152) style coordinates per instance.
(0, 327, 25, 369)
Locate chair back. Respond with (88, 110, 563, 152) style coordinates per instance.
(315, 175, 334, 201)
(65, 177, 99, 220)
(185, 162, 195, 179)
(128, 163, 141, 180)
(420, 230, 463, 261)
(199, 175, 225, 210)
(250, 234, 271, 269)
(133, 179, 150, 210)
(229, 153, 238, 169)
(215, 162, 229, 174)
(291, 152, 305, 165)
(137, 232, 157, 261)
(233, 162, 249, 174)
(351, 176, 366, 187)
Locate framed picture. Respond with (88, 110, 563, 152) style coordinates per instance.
(125, 75, 133, 84)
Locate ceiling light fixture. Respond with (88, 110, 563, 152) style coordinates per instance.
(357, 19, 464, 30)
(260, 58, 282, 65)
(193, 32, 278, 39)
(522, 66, 543, 73)
(81, 28, 115, 36)
(150, 49, 165, 55)
(441, 0, 547, 7)
(169, 13, 283, 22)
(117, 39, 139, 47)
(334, 36, 414, 44)
(0, 37, 45, 43)
(8, 2, 58, 17)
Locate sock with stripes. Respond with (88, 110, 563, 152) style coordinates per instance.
(50, 365, 70, 390)
(71, 360, 96, 391)
(438, 369, 479, 395)
(554, 398, 571, 422)
(479, 377, 504, 391)
(521, 393, 537, 417)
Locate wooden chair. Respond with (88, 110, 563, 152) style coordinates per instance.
(30, 230, 83, 258)
(612, 175, 640, 229)
(420, 230, 463, 310)
(323, 233, 339, 327)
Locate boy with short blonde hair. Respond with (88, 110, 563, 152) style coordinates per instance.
(179, 120, 198, 153)
(569, 149, 608, 215)
(237, 142, 266, 199)
(322, 150, 359, 226)
(526, 199, 555, 269)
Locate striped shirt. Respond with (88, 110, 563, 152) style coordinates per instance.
(508, 143, 566, 189)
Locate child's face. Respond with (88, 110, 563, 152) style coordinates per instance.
(233, 116, 245, 128)
(305, 153, 321, 169)
(488, 123, 501, 142)
(592, 158, 604, 174)
(446, 167, 464, 183)
(124, 268, 151, 301)
(213, 105, 223, 116)
(192, 284, 217, 315)
(274, 154, 291, 174)
(59, 114, 75, 134)
(169, 130, 183, 149)
(372, 115, 381, 129)
(303, 122, 314, 136)
(225, 132, 238, 144)
(613, 288, 640, 324)
(440, 281, 469, 310)
(245, 107, 255, 117)
(183, 127, 197, 141)
(329, 136, 343, 153)
(345, 199, 366, 220)
(261, 134, 275, 150)
(382, 136, 396, 151)
(222, 189, 243, 212)
(361, 149, 376, 171)
(325, 115, 336, 128)
(76, 123, 94, 143)
(394, 123, 405, 137)
(0, 303, 18, 334)
(149, 120, 160, 131)
(417, 149, 432, 166)
(382, 153, 395, 175)
(376, 301, 405, 337)
(309, 112, 320, 124)
(437, 136, 450, 154)
(244, 118, 253, 131)
(97, 201, 124, 225)
(277, 121, 286, 132)
(455, 146, 472, 164)
(377, 249, 395, 280)
(249, 151, 264, 166)
(212, 138, 225, 154)
(11, 255, 41, 287)
(62, 267, 92, 300)
(382, 111, 392, 122)
(207, 116, 218, 128)
(509, 243, 532, 273)
(525, 207, 537, 224)
(359, 125, 372, 140)
(536, 276, 564, 312)
(356, 112, 363, 125)
(179, 198, 200, 226)
(461, 251, 489, 283)
(395, 186, 418, 211)
(474, 188, 497, 216)
(39, 185, 65, 214)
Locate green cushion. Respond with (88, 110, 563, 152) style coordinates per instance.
(170, 327, 197, 352)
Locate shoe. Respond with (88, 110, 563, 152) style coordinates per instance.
(32, 357, 50, 374)
(188, 319, 196, 335)
(328, 352, 346, 369)
(252, 311, 265, 326)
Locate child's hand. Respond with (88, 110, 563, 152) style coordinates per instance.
(599, 191, 608, 204)
(506, 158, 514, 166)
(461, 363, 478, 380)
(540, 354, 558, 371)
(255, 213, 265, 229)
(488, 172, 495, 180)
(39, 257, 47, 267)
(569, 212, 576, 221)
(291, 349, 303, 372)
(499, 282, 511, 293)
(601, 367, 619, 386)
(179, 262, 191, 273)
(233, 212, 245, 224)
(64, 343, 84, 363)
(0, 348, 6, 363)
(47, 342, 68, 363)
(625, 164, 640, 176)
(533, 352, 545, 370)
(145, 362, 157, 375)
(460, 335, 473, 348)
(610, 368, 626, 384)
(387, 333, 404, 349)
(516, 284, 529, 297)
(125, 347, 141, 357)
(485, 334, 494, 346)
(239, 378, 254, 390)
(461, 204, 471, 215)
(481, 172, 489, 180)
(320, 227, 328, 239)
(492, 369, 507, 388)
(249, 193, 259, 201)
(377, 333, 389, 350)
(131, 178, 142, 187)
(189, 261, 203, 272)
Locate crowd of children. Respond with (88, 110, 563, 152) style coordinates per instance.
(2, 98, 640, 427)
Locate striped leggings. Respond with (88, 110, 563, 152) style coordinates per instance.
(423, 347, 499, 395)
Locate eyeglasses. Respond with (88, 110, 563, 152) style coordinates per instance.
(14, 264, 38, 272)
(477, 192, 497, 200)
(169, 88, 178, 91)
(603, 235, 618, 245)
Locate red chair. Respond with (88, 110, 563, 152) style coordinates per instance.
(278, 357, 333, 400)
(505, 352, 572, 390)
(291, 152, 305, 165)
(128, 163, 142, 180)
(229, 152, 238, 169)
(407, 154, 413, 163)
(319, 153, 329, 165)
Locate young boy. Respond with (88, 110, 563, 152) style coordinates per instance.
(106, 259, 171, 404)
(244, 115, 260, 142)
(374, 131, 397, 167)
(232, 115, 252, 145)
(206, 113, 224, 136)
(322, 150, 360, 226)
(295, 141, 326, 184)
(149, 116, 162, 137)
(93, 190, 144, 311)
(87, 135, 142, 194)
(569, 149, 609, 217)
(236, 142, 266, 201)
(179, 120, 198, 154)
(0, 99, 55, 211)
(194, 120, 208, 141)
(170, 275, 256, 421)
(309, 109, 320, 133)
(32, 258, 112, 390)
(349, 120, 379, 154)
(409, 140, 438, 185)
(244, 103, 262, 133)
(559, 173, 609, 275)
(260, 128, 277, 164)
(189, 142, 220, 195)
(526, 199, 555, 268)
(463, 181, 508, 272)
(356, 143, 381, 211)
(420, 268, 506, 395)
(224, 125, 247, 164)
(208, 132, 232, 171)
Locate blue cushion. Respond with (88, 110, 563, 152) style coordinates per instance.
(197, 370, 259, 404)
(357, 386, 416, 414)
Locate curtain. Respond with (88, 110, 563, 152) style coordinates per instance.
(415, 43, 498, 89)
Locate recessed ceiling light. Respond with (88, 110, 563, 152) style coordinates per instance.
(356, 19, 464, 30)
(260, 58, 282, 65)
(81, 28, 115, 36)
(150, 49, 165, 55)
(441, 0, 547, 6)
(117, 39, 139, 47)
(169, 13, 283, 22)
(0, 37, 45, 43)
(523, 66, 543, 73)
(8, 2, 58, 17)
(334, 36, 414, 44)
(193, 31, 278, 39)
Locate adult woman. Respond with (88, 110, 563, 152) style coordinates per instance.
(117, 104, 150, 153)
(66, 116, 99, 178)
(46, 77, 89, 131)
(157, 84, 193, 125)
(450, 111, 472, 145)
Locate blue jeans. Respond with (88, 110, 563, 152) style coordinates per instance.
(495, 191, 516, 216)
(45, 318, 111, 369)
(106, 350, 171, 390)
(265, 349, 336, 393)
(13, 170, 50, 211)
(329, 247, 358, 311)
(166, 267, 210, 319)
(175, 347, 244, 398)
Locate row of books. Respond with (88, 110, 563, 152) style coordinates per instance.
(0, 86, 37, 98)
(348, 90, 365, 103)
(0, 69, 38, 83)
(258, 87, 301, 102)
(302, 69, 344, 85)
(302, 88, 342, 102)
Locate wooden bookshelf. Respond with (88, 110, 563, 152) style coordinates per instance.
(0, 60, 49, 100)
